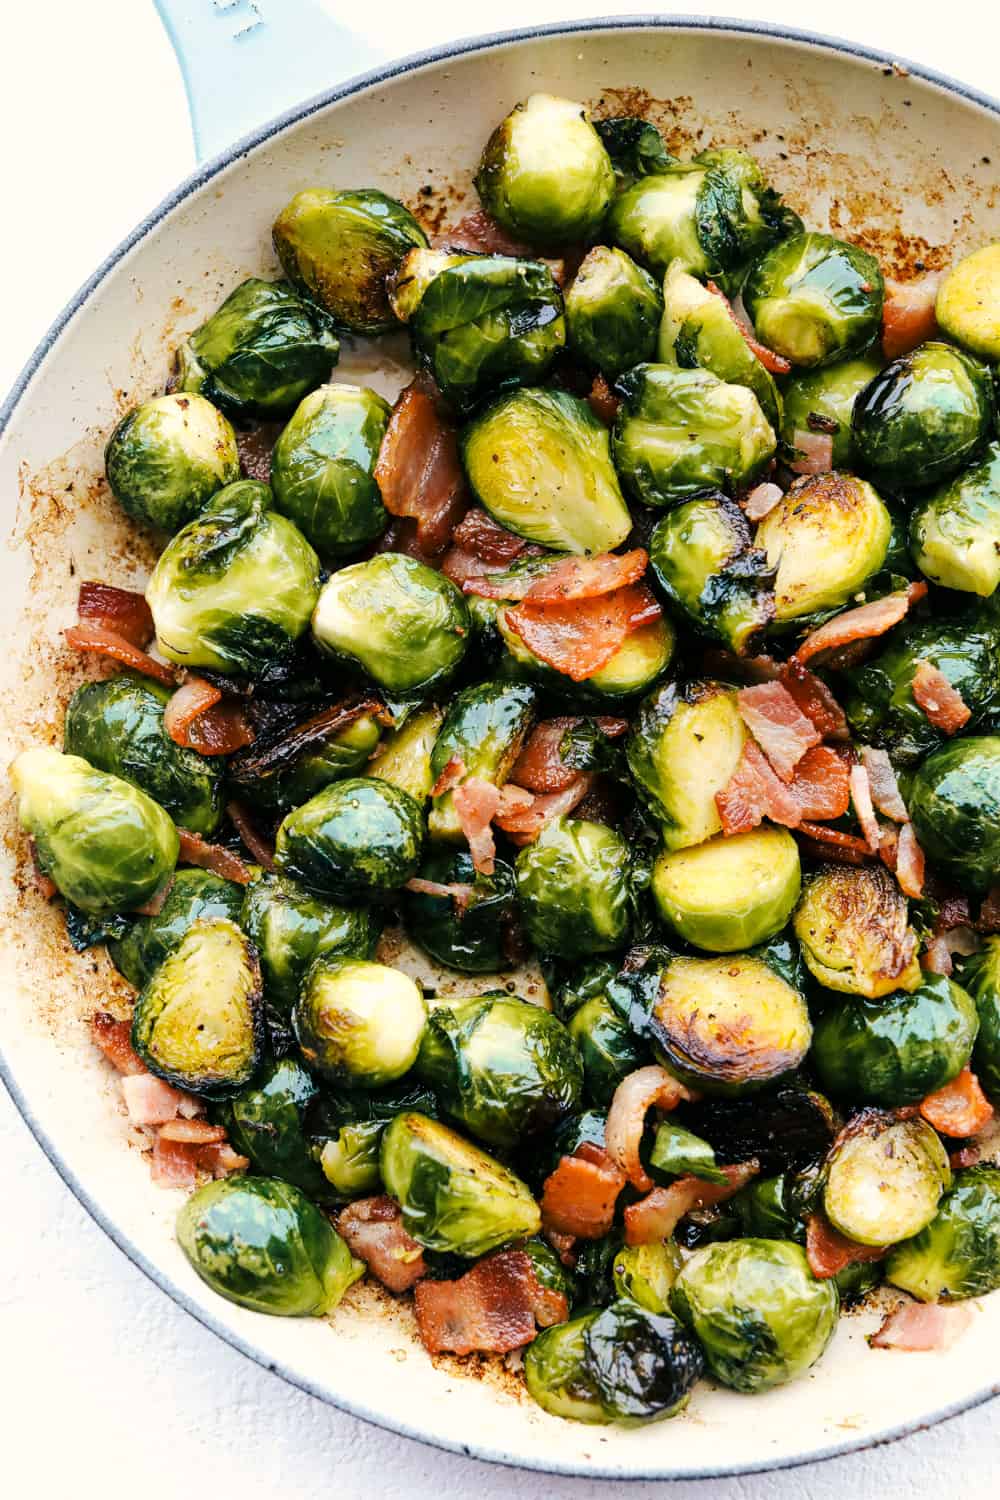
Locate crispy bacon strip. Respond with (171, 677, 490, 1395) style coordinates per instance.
(881, 275, 940, 361)
(716, 740, 802, 836)
(895, 821, 926, 899)
(797, 822, 872, 862)
(403, 877, 476, 910)
(911, 661, 972, 735)
(540, 1142, 626, 1240)
(849, 763, 882, 853)
(588, 373, 621, 426)
(77, 582, 154, 648)
(606, 1066, 694, 1193)
(197, 1141, 250, 1178)
(339, 1195, 428, 1294)
(494, 776, 593, 844)
(414, 1248, 568, 1356)
(150, 1133, 201, 1189)
(177, 829, 252, 885)
(226, 799, 276, 872)
(794, 584, 927, 666)
(505, 584, 661, 682)
(91, 1012, 145, 1076)
(862, 746, 909, 822)
(121, 1073, 201, 1127)
(374, 375, 468, 554)
(511, 715, 627, 794)
(706, 281, 792, 374)
(157, 1119, 227, 1145)
(164, 676, 221, 744)
(806, 1213, 888, 1279)
(452, 777, 501, 875)
(624, 1163, 759, 1247)
(430, 756, 467, 799)
(870, 1301, 973, 1352)
(788, 429, 834, 475)
(920, 1067, 994, 1137)
(451, 507, 530, 565)
(921, 936, 953, 977)
(787, 745, 851, 821)
(64, 624, 177, 686)
(737, 682, 821, 782)
(165, 681, 253, 757)
(743, 482, 784, 521)
(521, 550, 648, 606)
(779, 659, 849, 741)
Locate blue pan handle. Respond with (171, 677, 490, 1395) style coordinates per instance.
(153, 0, 384, 160)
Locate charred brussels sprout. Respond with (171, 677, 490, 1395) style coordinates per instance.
(671, 1238, 838, 1392)
(402, 849, 517, 973)
(475, 94, 615, 248)
(63, 675, 222, 836)
(652, 827, 801, 953)
(146, 480, 320, 675)
(111, 868, 244, 989)
(11, 748, 178, 915)
(742, 232, 884, 368)
(515, 818, 631, 957)
(241, 873, 379, 1017)
(523, 1313, 609, 1423)
(461, 387, 632, 554)
(229, 707, 382, 815)
(793, 864, 921, 998)
(612, 365, 776, 507)
(612, 1240, 683, 1313)
(293, 956, 426, 1087)
(908, 738, 1000, 895)
(105, 392, 239, 534)
(681, 1082, 836, 1173)
(269, 384, 389, 557)
(218, 1056, 332, 1202)
(935, 242, 1000, 360)
(272, 187, 428, 335)
(176, 1175, 363, 1315)
(176, 278, 339, 419)
(365, 705, 444, 803)
(582, 1300, 704, 1424)
(428, 680, 535, 842)
(779, 355, 882, 469)
(312, 553, 470, 695)
(886, 1165, 1000, 1301)
(962, 938, 1000, 1098)
(380, 1111, 540, 1255)
(594, 116, 676, 190)
(274, 777, 423, 901)
(852, 342, 994, 490)
(569, 995, 646, 1106)
(564, 247, 663, 378)
(910, 441, 1000, 596)
(649, 495, 775, 655)
(824, 1113, 951, 1245)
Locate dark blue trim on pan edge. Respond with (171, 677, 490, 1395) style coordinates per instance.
(2, 15, 1000, 1480)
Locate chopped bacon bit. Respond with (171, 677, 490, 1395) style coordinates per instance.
(849, 763, 882, 853)
(64, 624, 178, 686)
(870, 1300, 973, 1352)
(78, 582, 154, 648)
(624, 1163, 759, 1247)
(157, 1119, 227, 1145)
(451, 507, 530, 565)
(921, 936, 953, 977)
(226, 799, 276, 872)
(521, 549, 648, 606)
(716, 739, 802, 836)
(121, 1073, 200, 1127)
(588, 373, 621, 426)
(374, 375, 468, 554)
(510, 715, 627, 795)
(779, 659, 850, 741)
(429, 755, 467, 799)
(197, 1140, 250, 1178)
(177, 829, 252, 885)
(494, 776, 593, 844)
(786, 745, 851, 821)
(806, 1213, 888, 1279)
(882, 275, 941, 361)
(504, 584, 661, 682)
(150, 1133, 200, 1189)
(737, 682, 821, 782)
(163, 676, 221, 744)
(895, 821, 926, 898)
(545, 1229, 578, 1266)
(788, 429, 834, 475)
(798, 822, 872, 859)
(951, 1144, 981, 1170)
(414, 1248, 568, 1356)
(164, 677, 253, 757)
(440, 544, 498, 586)
(911, 661, 972, 735)
(91, 1012, 145, 1075)
(705, 281, 792, 374)
(540, 1142, 626, 1240)
(435, 208, 534, 257)
(339, 1195, 428, 1294)
(920, 1067, 994, 1137)
(374, 516, 442, 567)
(743, 482, 784, 521)
(403, 877, 477, 910)
(861, 746, 909, 822)
(452, 777, 501, 875)
(794, 584, 927, 666)
(606, 1066, 694, 1193)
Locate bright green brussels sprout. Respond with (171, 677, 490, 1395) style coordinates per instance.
(852, 341, 995, 490)
(523, 1234, 579, 1304)
(176, 1175, 363, 1315)
(594, 116, 676, 191)
(229, 705, 383, 814)
(474, 94, 615, 248)
(793, 863, 922, 998)
(523, 1312, 609, 1423)
(810, 973, 979, 1107)
(742, 232, 884, 368)
(581, 1299, 704, 1425)
(461, 387, 632, 554)
(311, 553, 469, 695)
(908, 737, 1000, 896)
(131, 917, 264, 1095)
(823, 1112, 951, 1246)
(402, 849, 518, 973)
(497, 607, 674, 703)
(515, 817, 631, 957)
(568, 995, 646, 1107)
(63, 675, 222, 836)
(612, 1240, 683, 1313)
(648, 495, 775, 655)
(754, 472, 891, 626)
(611, 365, 776, 507)
(779, 355, 882, 468)
(648, 1120, 727, 1184)
(307, 1079, 439, 1200)
(671, 1238, 838, 1392)
(293, 956, 426, 1087)
(269, 384, 390, 557)
(886, 1164, 1000, 1300)
(365, 704, 444, 803)
(380, 1111, 540, 1256)
(274, 776, 424, 901)
(217, 1056, 333, 1202)
(11, 747, 178, 915)
(416, 992, 582, 1146)
(272, 187, 428, 335)
(110, 868, 244, 989)
(428, 680, 535, 842)
(240, 872, 379, 1017)
(105, 392, 239, 533)
(935, 242, 1000, 360)
(564, 247, 663, 378)
(146, 480, 320, 675)
(176, 278, 340, 419)
(961, 938, 1000, 1098)
(909, 441, 1000, 595)
(651, 827, 801, 953)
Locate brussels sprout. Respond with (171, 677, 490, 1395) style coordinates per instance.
(779, 355, 882, 468)
(241, 872, 379, 1017)
(515, 817, 631, 958)
(793, 864, 922, 999)
(649, 496, 775, 655)
(272, 188, 428, 335)
(474, 94, 615, 248)
(886, 1164, 1000, 1300)
(402, 849, 518, 973)
(497, 608, 674, 702)
(961, 938, 1000, 1098)
(365, 704, 444, 803)
(568, 995, 646, 1106)
(910, 441, 1000, 596)
(312, 553, 469, 695)
(648, 1120, 727, 1184)
(293, 956, 425, 1088)
(11, 747, 178, 915)
(731, 1172, 803, 1240)
(626, 680, 748, 851)
(428, 680, 535, 842)
(380, 1111, 540, 1256)
(230, 706, 383, 815)
(810, 973, 979, 1107)
(63, 675, 222, 836)
(105, 392, 240, 533)
(565, 247, 663, 378)
(594, 116, 676, 190)
(269, 384, 390, 558)
(176, 278, 340, 419)
(146, 480, 320, 675)
(461, 387, 632, 554)
(523, 1313, 609, 1423)
(307, 1079, 439, 1200)
(176, 1175, 363, 1315)
(651, 827, 801, 953)
(754, 472, 891, 626)
(681, 1082, 837, 1172)
(935, 242, 1000, 359)
(582, 1300, 704, 1424)
(908, 737, 1000, 895)
(823, 1112, 951, 1246)
(671, 1238, 838, 1392)
(274, 776, 423, 901)
(218, 1056, 333, 1201)
(111, 868, 244, 989)
(742, 232, 884, 368)
(612, 1240, 683, 1313)
(852, 341, 995, 490)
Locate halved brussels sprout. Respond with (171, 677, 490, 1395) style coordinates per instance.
(146, 480, 320, 675)
(241, 872, 380, 1017)
(565, 247, 663, 378)
(582, 1299, 704, 1424)
(515, 817, 632, 957)
(651, 827, 801, 953)
(428, 680, 535, 842)
(402, 849, 518, 973)
(176, 278, 340, 419)
(380, 1111, 540, 1256)
(909, 441, 1000, 596)
(779, 355, 882, 469)
(852, 341, 995, 490)
(497, 608, 674, 702)
(231, 707, 383, 815)
(176, 1175, 363, 1315)
(269, 384, 390, 558)
(307, 1079, 439, 1200)
(935, 242, 1000, 359)
(474, 94, 615, 248)
(105, 393, 239, 534)
(671, 1238, 838, 1393)
(886, 1164, 1000, 1301)
(274, 777, 424, 901)
(11, 747, 178, 915)
(612, 1240, 683, 1313)
(648, 496, 775, 655)
(823, 1113, 951, 1246)
(793, 864, 922, 998)
(810, 973, 979, 1106)
(461, 387, 632, 554)
(388, 248, 468, 323)
(272, 187, 428, 335)
(908, 737, 1000, 896)
(217, 1056, 332, 1202)
(293, 956, 426, 1087)
(524, 1313, 608, 1423)
(365, 704, 444, 803)
(612, 365, 776, 507)
(594, 116, 676, 190)
(64, 675, 222, 836)
(111, 868, 244, 989)
(312, 553, 470, 695)
(961, 938, 1000, 1098)
(568, 995, 646, 1107)
(681, 1080, 836, 1173)
(742, 232, 884, 368)
(754, 472, 891, 625)
(648, 1121, 727, 1184)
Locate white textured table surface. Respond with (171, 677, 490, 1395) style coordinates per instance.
(2, 3, 998, 1494)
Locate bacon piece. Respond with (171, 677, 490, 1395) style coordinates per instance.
(779, 659, 849, 741)
(429, 755, 467, 799)
(462, 571, 539, 601)
(150, 1133, 200, 1189)
(911, 661, 972, 735)
(951, 1144, 981, 1169)
(510, 715, 627, 795)
(164, 677, 253, 757)
(606, 1065, 694, 1193)
(177, 829, 252, 885)
(588, 373, 621, 426)
(414, 1248, 568, 1356)
(737, 682, 821, 782)
(788, 429, 833, 475)
(494, 776, 593, 844)
(706, 281, 792, 374)
(163, 676, 221, 744)
(787, 746, 851, 821)
(374, 516, 442, 567)
(157, 1119, 227, 1145)
(441, 544, 497, 586)
(197, 1141, 250, 1178)
(540, 1142, 626, 1240)
(921, 936, 953, 977)
(226, 799, 276, 872)
(794, 584, 927, 666)
(78, 582, 154, 648)
(861, 746, 909, 822)
(895, 821, 926, 898)
(920, 1067, 994, 1137)
(624, 1163, 759, 1246)
(374, 375, 468, 554)
(849, 763, 881, 853)
(452, 777, 501, 875)
(505, 584, 661, 682)
(451, 507, 530, 565)
(882, 275, 941, 361)
(64, 624, 177, 686)
(797, 822, 872, 863)
(716, 739, 803, 836)
(870, 1301, 973, 1352)
(121, 1073, 198, 1127)
(546, 1229, 578, 1266)
(91, 1012, 145, 1076)
(743, 481, 784, 521)
(435, 209, 534, 257)
(805, 1213, 888, 1279)
(339, 1195, 428, 1294)
(521, 549, 648, 606)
